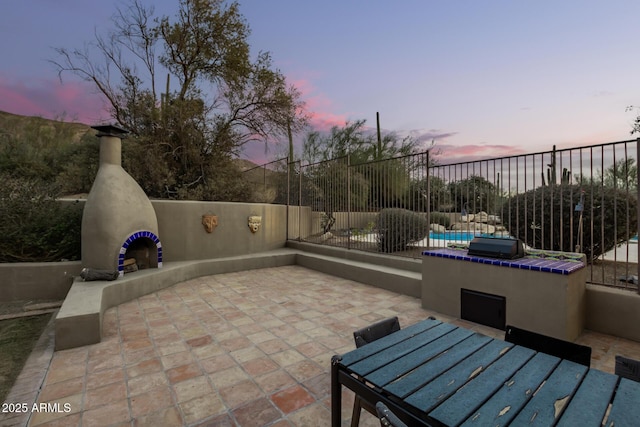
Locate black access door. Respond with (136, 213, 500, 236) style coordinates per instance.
(461, 288, 506, 330)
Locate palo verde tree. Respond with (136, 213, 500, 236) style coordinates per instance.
(302, 119, 421, 165)
(51, 0, 307, 200)
(301, 120, 427, 231)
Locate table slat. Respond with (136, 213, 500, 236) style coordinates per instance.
(556, 369, 617, 427)
(349, 322, 456, 376)
(460, 352, 559, 427)
(430, 345, 535, 426)
(510, 359, 587, 426)
(605, 377, 640, 427)
(367, 327, 474, 387)
(405, 339, 513, 413)
(386, 333, 493, 399)
(340, 318, 440, 366)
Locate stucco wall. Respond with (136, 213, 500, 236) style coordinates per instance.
(3, 201, 311, 301)
(585, 285, 640, 342)
(287, 206, 312, 240)
(0, 261, 81, 302)
(152, 200, 290, 262)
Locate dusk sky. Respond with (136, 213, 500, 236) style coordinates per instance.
(2, 0, 640, 164)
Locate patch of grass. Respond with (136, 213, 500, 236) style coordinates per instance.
(0, 313, 52, 402)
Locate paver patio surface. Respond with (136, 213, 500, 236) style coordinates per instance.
(5, 265, 640, 427)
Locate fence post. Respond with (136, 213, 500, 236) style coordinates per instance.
(299, 161, 302, 242)
(637, 139, 640, 295)
(347, 154, 351, 250)
(426, 150, 431, 249)
(286, 159, 290, 242)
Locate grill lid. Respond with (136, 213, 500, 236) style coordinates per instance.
(467, 237, 525, 260)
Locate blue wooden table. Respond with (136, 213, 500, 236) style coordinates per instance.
(331, 318, 640, 426)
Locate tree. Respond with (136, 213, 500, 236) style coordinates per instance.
(601, 158, 637, 193)
(0, 175, 82, 262)
(408, 175, 451, 212)
(300, 120, 429, 231)
(576, 158, 638, 195)
(302, 119, 420, 165)
(448, 175, 499, 214)
(51, 0, 307, 200)
(302, 120, 370, 164)
(627, 105, 640, 135)
(0, 115, 93, 183)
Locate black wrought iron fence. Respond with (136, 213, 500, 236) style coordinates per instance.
(427, 140, 639, 290)
(248, 139, 640, 290)
(241, 157, 289, 204)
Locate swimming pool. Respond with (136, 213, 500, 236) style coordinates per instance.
(429, 231, 494, 241)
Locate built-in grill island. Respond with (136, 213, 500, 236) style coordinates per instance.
(81, 125, 162, 278)
(422, 242, 587, 341)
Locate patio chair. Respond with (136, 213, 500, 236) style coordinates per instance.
(351, 317, 401, 427)
(375, 402, 408, 427)
(615, 355, 640, 382)
(505, 325, 592, 367)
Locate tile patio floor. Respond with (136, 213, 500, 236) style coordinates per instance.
(5, 265, 640, 427)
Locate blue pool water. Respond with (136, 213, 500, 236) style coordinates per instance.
(429, 231, 493, 241)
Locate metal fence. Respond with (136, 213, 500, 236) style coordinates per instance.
(246, 139, 640, 290)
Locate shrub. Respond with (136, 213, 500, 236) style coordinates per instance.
(377, 208, 429, 253)
(506, 184, 637, 262)
(429, 212, 451, 229)
(0, 176, 82, 262)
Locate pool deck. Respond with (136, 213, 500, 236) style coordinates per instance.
(602, 241, 639, 263)
(6, 265, 640, 427)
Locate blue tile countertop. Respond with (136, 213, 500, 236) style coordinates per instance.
(422, 246, 586, 275)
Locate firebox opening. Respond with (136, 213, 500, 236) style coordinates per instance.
(124, 237, 158, 272)
(118, 231, 163, 278)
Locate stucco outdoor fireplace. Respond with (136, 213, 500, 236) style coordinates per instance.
(81, 125, 162, 278)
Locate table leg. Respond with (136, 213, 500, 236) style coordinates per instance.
(331, 355, 342, 427)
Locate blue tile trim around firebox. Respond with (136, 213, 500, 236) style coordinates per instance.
(118, 231, 163, 275)
(422, 248, 585, 275)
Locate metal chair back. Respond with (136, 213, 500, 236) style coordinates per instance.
(354, 317, 401, 349)
(615, 355, 640, 382)
(505, 325, 592, 367)
(375, 402, 408, 427)
(350, 317, 401, 427)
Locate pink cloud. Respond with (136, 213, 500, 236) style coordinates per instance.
(0, 74, 109, 124)
(289, 77, 348, 132)
(306, 110, 348, 131)
(435, 143, 527, 164)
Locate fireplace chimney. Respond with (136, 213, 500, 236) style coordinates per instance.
(81, 125, 162, 277)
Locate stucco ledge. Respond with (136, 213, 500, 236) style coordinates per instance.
(55, 250, 297, 350)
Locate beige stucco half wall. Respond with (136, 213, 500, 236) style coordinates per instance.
(153, 200, 287, 261)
